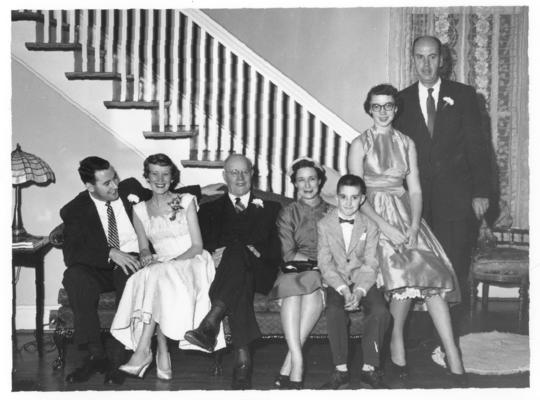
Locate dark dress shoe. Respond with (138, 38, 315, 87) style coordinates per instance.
(65, 355, 109, 383)
(184, 326, 217, 352)
(319, 369, 350, 389)
(274, 373, 290, 389)
(104, 368, 126, 385)
(359, 369, 388, 389)
(231, 364, 252, 390)
(288, 380, 303, 390)
(390, 361, 409, 379)
(449, 372, 469, 388)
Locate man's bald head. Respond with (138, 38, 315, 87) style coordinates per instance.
(223, 154, 254, 196)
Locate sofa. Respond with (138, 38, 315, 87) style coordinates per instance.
(48, 188, 366, 372)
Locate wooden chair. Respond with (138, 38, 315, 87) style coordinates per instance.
(469, 225, 529, 332)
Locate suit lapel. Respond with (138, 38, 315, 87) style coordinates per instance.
(120, 194, 133, 222)
(433, 79, 450, 142)
(346, 215, 365, 256)
(328, 210, 346, 253)
(82, 192, 108, 242)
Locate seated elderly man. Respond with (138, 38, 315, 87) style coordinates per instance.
(184, 153, 282, 389)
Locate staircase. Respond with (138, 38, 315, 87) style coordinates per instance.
(12, 9, 358, 196)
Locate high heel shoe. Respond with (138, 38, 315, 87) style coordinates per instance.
(156, 351, 172, 381)
(118, 353, 153, 379)
(288, 380, 303, 390)
(390, 360, 409, 379)
(273, 373, 290, 389)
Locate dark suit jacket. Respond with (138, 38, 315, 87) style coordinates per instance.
(60, 178, 202, 269)
(393, 79, 490, 222)
(198, 193, 282, 294)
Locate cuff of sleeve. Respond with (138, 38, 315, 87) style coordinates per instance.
(353, 287, 367, 297)
(336, 285, 347, 296)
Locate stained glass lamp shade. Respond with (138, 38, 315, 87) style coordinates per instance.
(11, 144, 55, 240)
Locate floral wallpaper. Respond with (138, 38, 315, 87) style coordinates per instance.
(389, 6, 528, 228)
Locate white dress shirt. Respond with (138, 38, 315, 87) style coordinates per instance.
(89, 194, 139, 253)
(228, 192, 251, 209)
(418, 78, 441, 125)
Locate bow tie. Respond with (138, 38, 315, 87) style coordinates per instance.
(339, 217, 354, 225)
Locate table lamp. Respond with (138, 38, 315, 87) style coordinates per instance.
(11, 143, 55, 241)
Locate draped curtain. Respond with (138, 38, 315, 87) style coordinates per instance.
(388, 6, 528, 229)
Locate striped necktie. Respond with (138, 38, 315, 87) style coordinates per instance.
(106, 201, 120, 249)
(234, 197, 246, 213)
(426, 87, 436, 137)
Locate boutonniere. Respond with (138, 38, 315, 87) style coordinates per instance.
(168, 194, 183, 221)
(442, 96, 454, 107)
(251, 198, 264, 208)
(127, 194, 140, 204)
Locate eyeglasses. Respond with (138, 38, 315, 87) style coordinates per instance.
(226, 169, 251, 177)
(370, 103, 396, 112)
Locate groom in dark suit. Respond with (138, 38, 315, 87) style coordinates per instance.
(393, 36, 490, 302)
(61, 156, 146, 385)
(184, 153, 282, 389)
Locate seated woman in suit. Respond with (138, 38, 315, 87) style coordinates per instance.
(110, 153, 226, 380)
(268, 157, 331, 389)
(348, 84, 466, 386)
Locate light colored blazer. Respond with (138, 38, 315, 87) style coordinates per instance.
(317, 208, 380, 294)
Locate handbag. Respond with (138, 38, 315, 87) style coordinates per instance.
(280, 260, 319, 274)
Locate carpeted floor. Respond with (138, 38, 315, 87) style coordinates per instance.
(432, 331, 529, 375)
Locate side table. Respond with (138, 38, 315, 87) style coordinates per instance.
(12, 236, 51, 357)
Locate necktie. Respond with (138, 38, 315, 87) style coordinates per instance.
(234, 197, 246, 213)
(106, 201, 120, 249)
(339, 217, 354, 225)
(426, 87, 436, 137)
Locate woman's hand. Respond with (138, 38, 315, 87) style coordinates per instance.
(405, 225, 419, 248)
(139, 248, 153, 267)
(380, 222, 407, 246)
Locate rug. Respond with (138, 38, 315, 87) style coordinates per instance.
(431, 331, 529, 375)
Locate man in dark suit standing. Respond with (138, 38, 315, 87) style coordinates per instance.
(184, 153, 282, 390)
(61, 156, 145, 385)
(393, 35, 491, 306)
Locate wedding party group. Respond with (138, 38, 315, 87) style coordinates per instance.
(59, 36, 490, 390)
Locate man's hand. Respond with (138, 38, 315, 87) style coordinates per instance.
(472, 197, 489, 220)
(341, 287, 359, 311)
(109, 248, 141, 275)
(380, 222, 406, 246)
(201, 183, 226, 197)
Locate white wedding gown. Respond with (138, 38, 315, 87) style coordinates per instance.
(111, 193, 226, 352)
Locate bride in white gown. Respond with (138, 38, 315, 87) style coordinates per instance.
(111, 154, 226, 380)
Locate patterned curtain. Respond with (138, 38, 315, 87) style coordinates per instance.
(388, 7, 528, 229)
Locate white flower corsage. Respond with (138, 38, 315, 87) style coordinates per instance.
(127, 194, 140, 204)
(252, 198, 264, 208)
(442, 96, 454, 106)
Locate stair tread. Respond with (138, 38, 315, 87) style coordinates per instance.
(144, 129, 197, 139)
(104, 100, 171, 109)
(182, 160, 225, 169)
(26, 42, 81, 51)
(66, 72, 136, 81)
(12, 11, 44, 22)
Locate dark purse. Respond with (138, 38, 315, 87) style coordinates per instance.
(280, 260, 319, 274)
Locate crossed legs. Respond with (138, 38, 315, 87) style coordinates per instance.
(278, 290, 324, 382)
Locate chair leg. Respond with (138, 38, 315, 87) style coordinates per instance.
(481, 282, 489, 313)
(52, 331, 67, 370)
(469, 278, 477, 318)
(518, 281, 529, 333)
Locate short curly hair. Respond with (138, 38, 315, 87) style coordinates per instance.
(363, 83, 399, 115)
(143, 153, 180, 189)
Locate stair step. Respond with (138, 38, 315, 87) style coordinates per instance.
(25, 42, 81, 51)
(181, 160, 225, 169)
(104, 101, 171, 110)
(66, 72, 135, 81)
(12, 10, 44, 22)
(143, 127, 198, 139)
